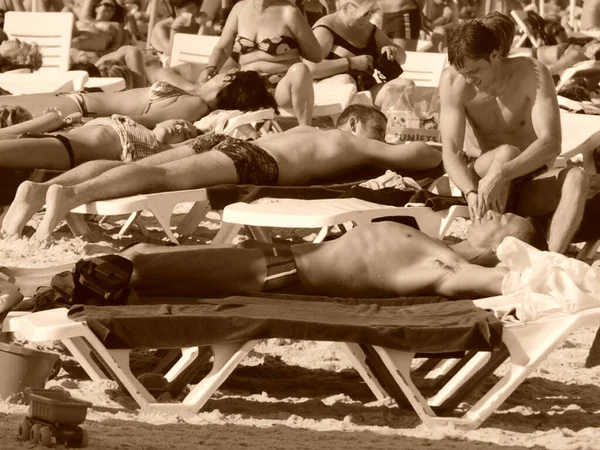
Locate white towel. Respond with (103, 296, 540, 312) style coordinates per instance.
(497, 237, 600, 322)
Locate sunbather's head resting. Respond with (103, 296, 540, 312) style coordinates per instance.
(203, 70, 278, 113)
(97, 60, 134, 90)
(448, 13, 509, 71)
(0, 105, 33, 128)
(0, 39, 42, 72)
(153, 119, 198, 144)
(94, 0, 125, 23)
(467, 211, 548, 252)
(336, 104, 387, 142)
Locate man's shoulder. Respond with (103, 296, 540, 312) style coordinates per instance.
(440, 66, 473, 100)
(506, 56, 551, 87)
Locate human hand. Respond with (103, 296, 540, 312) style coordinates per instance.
(477, 169, 510, 214)
(171, 13, 193, 31)
(380, 45, 397, 61)
(465, 190, 483, 223)
(348, 55, 373, 72)
(198, 66, 217, 84)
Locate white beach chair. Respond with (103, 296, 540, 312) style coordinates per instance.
(169, 33, 220, 68)
(212, 198, 468, 245)
(5, 295, 600, 430)
(0, 71, 89, 95)
(4, 12, 74, 72)
(400, 51, 448, 88)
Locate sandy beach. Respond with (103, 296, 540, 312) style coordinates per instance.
(1, 205, 599, 450)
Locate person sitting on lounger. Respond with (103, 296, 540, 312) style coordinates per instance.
(2, 104, 443, 240)
(4, 210, 546, 300)
(1, 70, 277, 129)
(440, 12, 586, 254)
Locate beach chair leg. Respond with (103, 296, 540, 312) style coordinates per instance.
(176, 200, 211, 237)
(118, 211, 141, 237)
(147, 204, 179, 245)
(133, 214, 151, 238)
(65, 213, 90, 237)
(61, 336, 109, 381)
(577, 239, 600, 260)
(164, 347, 204, 382)
(585, 327, 600, 368)
(211, 222, 243, 245)
(146, 340, 260, 413)
(338, 343, 388, 401)
(247, 225, 272, 242)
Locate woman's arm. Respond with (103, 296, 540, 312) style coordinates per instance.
(96, 45, 147, 88)
(204, 1, 241, 71)
(0, 111, 64, 135)
(286, 6, 322, 63)
(149, 17, 174, 53)
(305, 25, 350, 79)
(374, 27, 406, 65)
(128, 96, 211, 128)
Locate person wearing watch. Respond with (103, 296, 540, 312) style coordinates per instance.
(441, 12, 588, 254)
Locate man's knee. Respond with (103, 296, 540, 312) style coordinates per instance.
(561, 166, 590, 194)
(493, 144, 520, 163)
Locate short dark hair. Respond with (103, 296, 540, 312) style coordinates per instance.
(513, 216, 549, 251)
(448, 13, 510, 69)
(479, 12, 515, 58)
(215, 71, 279, 113)
(69, 62, 102, 77)
(95, 0, 126, 23)
(335, 104, 388, 129)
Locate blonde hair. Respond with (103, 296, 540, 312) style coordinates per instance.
(336, 0, 379, 17)
(0, 105, 33, 128)
(6, 41, 43, 71)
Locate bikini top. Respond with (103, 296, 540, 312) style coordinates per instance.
(147, 81, 190, 104)
(312, 24, 378, 60)
(233, 34, 299, 56)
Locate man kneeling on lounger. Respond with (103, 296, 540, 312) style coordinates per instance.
(6, 211, 546, 301)
(2, 105, 442, 241)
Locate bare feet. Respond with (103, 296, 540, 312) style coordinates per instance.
(34, 185, 78, 243)
(1, 181, 48, 238)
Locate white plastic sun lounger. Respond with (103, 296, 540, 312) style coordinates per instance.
(5, 293, 600, 430)
(212, 197, 469, 245)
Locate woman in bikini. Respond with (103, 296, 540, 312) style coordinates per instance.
(0, 70, 277, 130)
(198, 0, 323, 126)
(69, 0, 126, 63)
(308, 0, 412, 108)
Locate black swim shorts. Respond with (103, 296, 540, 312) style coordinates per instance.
(188, 133, 279, 185)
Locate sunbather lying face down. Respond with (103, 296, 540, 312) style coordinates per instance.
(0, 117, 199, 172)
(1, 104, 443, 241)
(441, 12, 586, 254)
(4, 213, 544, 300)
(1, 70, 277, 129)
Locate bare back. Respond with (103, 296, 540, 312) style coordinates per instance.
(254, 128, 371, 184)
(448, 57, 540, 156)
(292, 221, 469, 297)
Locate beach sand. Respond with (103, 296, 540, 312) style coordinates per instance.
(0, 205, 599, 450)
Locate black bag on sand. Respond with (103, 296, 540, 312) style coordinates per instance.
(26, 255, 138, 312)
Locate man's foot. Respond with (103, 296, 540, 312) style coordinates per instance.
(34, 185, 78, 243)
(1, 181, 48, 238)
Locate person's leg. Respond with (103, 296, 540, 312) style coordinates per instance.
(121, 242, 267, 295)
(515, 167, 589, 253)
(547, 167, 589, 253)
(274, 62, 314, 126)
(1, 159, 123, 237)
(35, 150, 238, 241)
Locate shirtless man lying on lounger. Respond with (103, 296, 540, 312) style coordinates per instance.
(4, 211, 544, 300)
(440, 12, 588, 254)
(1, 104, 443, 241)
